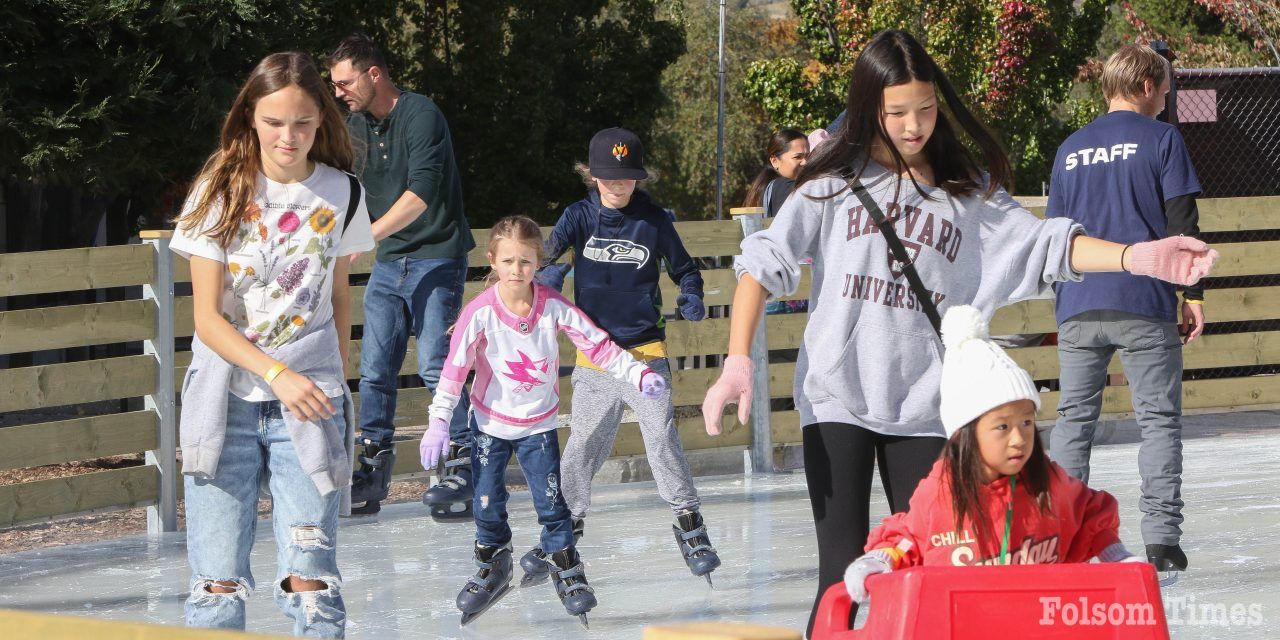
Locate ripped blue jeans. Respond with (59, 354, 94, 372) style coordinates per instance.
(472, 429, 574, 553)
(184, 394, 345, 637)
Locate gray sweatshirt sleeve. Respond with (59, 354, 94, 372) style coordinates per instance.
(733, 179, 833, 300)
(972, 188, 1085, 308)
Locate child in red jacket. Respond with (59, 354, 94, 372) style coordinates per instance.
(844, 306, 1144, 603)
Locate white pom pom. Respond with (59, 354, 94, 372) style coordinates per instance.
(941, 305, 988, 350)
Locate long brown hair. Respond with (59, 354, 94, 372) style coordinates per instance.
(177, 52, 353, 248)
(796, 29, 1011, 201)
(941, 421, 1052, 554)
(743, 129, 806, 207)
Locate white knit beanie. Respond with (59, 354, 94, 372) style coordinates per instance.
(939, 306, 1041, 438)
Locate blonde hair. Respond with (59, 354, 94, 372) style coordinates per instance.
(176, 52, 354, 248)
(572, 161, 657, 186)
(484, 215, 545, 286)
(1100, 44, 1168, 103)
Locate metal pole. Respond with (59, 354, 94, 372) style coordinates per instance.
(731, 207, 772, 473)
(716, 0, 727, 221)
(142, 231, 177, 535)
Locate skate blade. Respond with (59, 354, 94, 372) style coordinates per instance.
(346, 500, 381, 517)
(704, 573, 713, 588)
(459, 582, 512, 626)
(519, 570, 549, 588)
(577, 613, 589, 629)
(1158, 571, 1180, 588)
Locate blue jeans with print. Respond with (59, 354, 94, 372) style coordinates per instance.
(185, 394, 346, 637)
(358, 256, 474, 445)
(472, 429, 575, 553)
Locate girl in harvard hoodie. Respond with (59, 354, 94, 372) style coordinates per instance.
(421, 216, 665, 623)
(843, 306, 1144, 604)
(700, 30, 1217, 636)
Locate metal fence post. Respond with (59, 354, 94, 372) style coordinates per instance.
(730, 208, 773, 474)
(141, 231, 177, 534)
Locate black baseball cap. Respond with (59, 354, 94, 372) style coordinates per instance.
(588, 127, 648, 180)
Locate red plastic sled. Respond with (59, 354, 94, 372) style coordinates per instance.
(812, 563, 1170, 640)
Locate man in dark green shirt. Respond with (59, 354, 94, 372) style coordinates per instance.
(328, 34, 476, 516)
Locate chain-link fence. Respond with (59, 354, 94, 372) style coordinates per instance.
(1174, 67, 1280, 382)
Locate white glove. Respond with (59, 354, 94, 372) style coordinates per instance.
(844, 550, 893, 604)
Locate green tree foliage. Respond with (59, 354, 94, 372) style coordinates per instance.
(0, 0, 683, 235)
(0, 0, 391, 202)
(367, 0, 684, 226)
(743, 0, 1109, 191)
(1107, 0, 1280, 68)
(646, 1, 804, 218)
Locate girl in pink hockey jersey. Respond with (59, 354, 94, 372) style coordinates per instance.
(421, 215, 666, 626)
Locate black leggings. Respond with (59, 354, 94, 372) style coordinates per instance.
(802, 422, 946, 638)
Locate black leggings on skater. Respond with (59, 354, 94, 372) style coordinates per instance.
(802, 422, 946, 638)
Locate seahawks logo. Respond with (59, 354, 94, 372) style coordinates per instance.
(583, 236, 650, 268)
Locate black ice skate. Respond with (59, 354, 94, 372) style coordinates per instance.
(349, 439, 395, 515)
(1146, 543, 1188, 587)
(549, 545, 596, 628)
(456, 542, 513, 625)
(673, 509, 721, 586)
(421, 441, 473, 521)
(519, 517, 584, 588)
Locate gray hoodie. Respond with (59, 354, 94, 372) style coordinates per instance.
(735, 160, 1083, 437)
(180, 321, 355, 502)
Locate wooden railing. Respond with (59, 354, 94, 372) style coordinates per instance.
(1, 196, 1277, 531)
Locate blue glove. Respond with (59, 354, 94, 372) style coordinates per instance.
(535, 263, 571, 292)
(676, 293, 706, 321)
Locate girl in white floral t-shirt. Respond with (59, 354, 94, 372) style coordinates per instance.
(170, 51, 373, 637)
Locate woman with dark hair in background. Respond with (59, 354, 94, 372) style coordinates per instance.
(743, 128, 809, 217)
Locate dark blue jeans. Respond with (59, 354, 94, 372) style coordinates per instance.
(472, 429, 575, 553)
(358, 256, 473, 446)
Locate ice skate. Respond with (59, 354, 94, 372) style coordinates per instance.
(673, 509, 721, 586)
(349, 439, 395, 516)
(421, 441, 473, 521)
(1146, 543, 1188, 587)
(456, 542, 513, 625)
(519, 517, 583, 588)
(549, 545, 596, 628)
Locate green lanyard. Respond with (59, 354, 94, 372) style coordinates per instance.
(1000, 475, 1017, 565)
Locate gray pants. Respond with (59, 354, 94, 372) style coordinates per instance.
(561, 358, 700, 518)
(1050, 310, 1185, 546)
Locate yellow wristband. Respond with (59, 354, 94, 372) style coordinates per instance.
(264, 362, 287, 383)
(1184, 299, 1204, 305)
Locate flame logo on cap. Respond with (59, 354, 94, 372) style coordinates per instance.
(612, 142, 629, 162)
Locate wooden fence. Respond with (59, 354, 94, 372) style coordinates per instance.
(1, 196, 1277, 532)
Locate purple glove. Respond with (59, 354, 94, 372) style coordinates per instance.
(420, 417, 450, 470)
(1129, 236, 1219, 286)
(676, 293, 706, 321)
(701, 354, 754, 436)
(640, 370, 668, 400)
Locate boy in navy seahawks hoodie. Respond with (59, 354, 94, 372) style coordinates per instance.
(521, 128, 722, 585)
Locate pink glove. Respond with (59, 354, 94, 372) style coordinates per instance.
(420, 418, 450, 470)
(1128, 236, 1219, 286)
(640, 370, 668, 400)
(701, 354, 754, 436)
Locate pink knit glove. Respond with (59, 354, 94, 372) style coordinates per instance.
(1128, 236, 1219, 286)
(640, 370, 668, 400)
(420, 418, 450, 470)
(701, 355, 754, 436)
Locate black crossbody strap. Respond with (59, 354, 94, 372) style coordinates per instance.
(848, 180, 943, 336)
(343, 173, 361, 238)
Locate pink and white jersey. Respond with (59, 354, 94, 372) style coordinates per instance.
(429, 283, 652, 439)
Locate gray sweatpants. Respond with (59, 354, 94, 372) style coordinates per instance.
(561, 358, 700, 518)
(1049, 310, 1185, 546)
